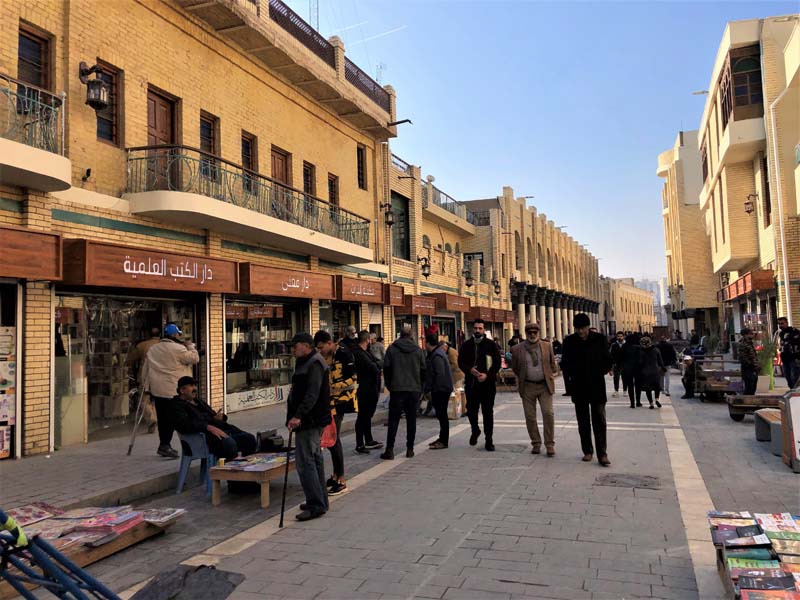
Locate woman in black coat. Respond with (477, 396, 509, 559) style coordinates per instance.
(637, 336, 665, 409)
(621, 335, 642, 408)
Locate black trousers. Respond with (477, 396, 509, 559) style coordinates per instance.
(152, 395, 175, 447)
(431, 391, 451, 445)
(621, 372, 637, 406)
(466, 384, 496, 441)
(742, 367, 758, 395)
(207, 426, 257, 460)
(682, 377, 694, 397)
(386, 391, 419, 450)
(612, 367, 623, 392)
(573, 400, 607, 457)
(355, 390, 379, 448)
(328, 412, 345, 477)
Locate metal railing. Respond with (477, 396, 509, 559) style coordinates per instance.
(471, 210, 491, 227)
(126, 145, 370, 248)
(422, 183, 480, 226)
(344, 57, 391, 113)
(267, 0, 335, 68)
(391, 153, 412, 175)
(0, 73, 64, 155)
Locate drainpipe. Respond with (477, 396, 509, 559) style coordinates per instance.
(769, 86, 792, 324)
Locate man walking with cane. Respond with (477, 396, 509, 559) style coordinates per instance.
(458, 318, 501, 451)
(286, 333, 331, 522)
(511, 322, 557, 456)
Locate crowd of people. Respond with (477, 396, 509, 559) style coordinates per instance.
(128, 311, 800, 523)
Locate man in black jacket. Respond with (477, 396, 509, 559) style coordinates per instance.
(458, 318, 501, 451)
(609, 332, 626, 397)
(425, 333, 454, 449)
(286, 333, 332, 521)
(656, 337, 678, 396)
(171, 376, 256, 460)
(560, 313, 613, 467)
(352, 330, 383, 454)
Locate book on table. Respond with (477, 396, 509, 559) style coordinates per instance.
(730, 568, 789, 581)
(713, 529, 739, 545)
(710, 518, 758, 528)
(725, 534, 772, 548)
(769, 532, 800, 541)
(737, 525, 766, 537)
(728, 558, 781, 569)
(779, 555, 800, 564)
(140, 508, 186, 525)
(739, 591, 800, 599)
(738, 576, 797, 591)
(755, 514, 800, 534)
(726, 549, 776, 561)
(709, 510, 753, 519)
(772, 540, 800, 556)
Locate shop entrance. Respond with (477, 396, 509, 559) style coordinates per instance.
(54, 294, 203, 447)
(319, 301, 360, 341)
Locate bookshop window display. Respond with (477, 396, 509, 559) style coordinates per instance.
(54, 294, 202, 447)
(225, 299, 309, 413)
(318, 301, 360, 340)
(0, 283, 18, 460)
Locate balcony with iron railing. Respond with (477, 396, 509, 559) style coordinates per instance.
(125, 145, 372, 263)
(390, 153, 413, 176)
(421, 182, 477, 235)
(175, 0, 394, 136)
(0, 73, 71, 191)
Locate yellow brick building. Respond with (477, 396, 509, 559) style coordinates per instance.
(693, 15, 800, 341)
(599, 277, 657, 334)
(657, 130, 720, 337)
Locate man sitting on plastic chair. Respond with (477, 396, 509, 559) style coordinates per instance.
(171, 376, 257, 460)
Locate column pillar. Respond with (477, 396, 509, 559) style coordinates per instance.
(566, 296, 575, 335)
(527, 286, 538, 326)
(545, 291, 556, 341)
(515, 285, 526, 336)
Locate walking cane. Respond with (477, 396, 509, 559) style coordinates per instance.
(278, 429, 294, 528)
(126, 387, 147, 456)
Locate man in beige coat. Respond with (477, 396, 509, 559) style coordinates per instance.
(511, 322, 558, 456)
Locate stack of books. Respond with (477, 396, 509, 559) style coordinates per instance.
(708, 510, 800, 598)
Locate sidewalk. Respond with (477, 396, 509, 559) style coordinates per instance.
(0, 399, 388, 510)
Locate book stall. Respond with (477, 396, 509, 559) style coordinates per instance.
(0, 502, 186, 599)
(709, 510, 800, 598)
(210, 452, 295, 508)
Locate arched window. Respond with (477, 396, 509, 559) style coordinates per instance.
(732, 55, 762, 106)
(454, 242, 461, 255)
(444, 243, 452, 254)
(422, 235, 431, 248)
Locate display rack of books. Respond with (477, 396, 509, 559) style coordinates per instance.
(0, 326, 15, 460)
(0, 502, 186, 599)
(709, 510, 800, 598)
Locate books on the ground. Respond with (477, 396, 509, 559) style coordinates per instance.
(782, 565, 800, 573)
(711, 518, 758, 528)
(140, 508, 186, 525)
(727, 549, 776, 561)
(756, 514, 800, 534)
(709, 510, 753, 519)
(739, 591, 800, 599)
(713, 529, 740, 545)
(8, 502, 64, 527)
(770, 532, 800, 541)
(773, 541, 800, 556)
(738, 525, 766, 537)
(728, 558, 782, 569)
(23, 519, 77, 539)
(731, 569, 789, 581)
(54, 506, 133, 520)
(74, 510, 143, 534)
(726, 535, 772, 548)
(779, 555, 800, 564)
(738, 576, 797, 591)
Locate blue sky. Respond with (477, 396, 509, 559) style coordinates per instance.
(287, 0, 798, 279)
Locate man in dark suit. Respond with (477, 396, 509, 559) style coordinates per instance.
(560, 313, 613, 467)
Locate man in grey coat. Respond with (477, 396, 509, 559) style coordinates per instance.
(381, 323, 426, 460)
(425, 333, 454, 449)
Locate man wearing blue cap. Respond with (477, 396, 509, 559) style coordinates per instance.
(142, 323, 200, 458)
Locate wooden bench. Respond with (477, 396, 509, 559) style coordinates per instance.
(727, 394, 781, 422)
(210, 455, 295, 508)
(754, 408, 781, 441)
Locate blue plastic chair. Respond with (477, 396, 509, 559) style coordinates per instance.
(176, 432, 215, 497)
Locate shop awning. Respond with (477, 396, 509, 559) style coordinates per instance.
(61, 239, 239, 292)
(718, 269, 775, 302)
(426, 293, 470, 313)
(335, 275, 382, 303)
(383, 284, 405, 306)
(0, 225, 62, 280)
(239, 263, 334, 299)
(396, 294, 436, 315)
(467, 306, 493, 321)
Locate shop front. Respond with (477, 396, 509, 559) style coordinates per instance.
(425, 293, 470, 347)
(0, 225, 62, 458)
(492, 309, 515, 348)
(57, 239, 239, 446)
(226, 264, 332, 413)
(394, 294, 436, 340)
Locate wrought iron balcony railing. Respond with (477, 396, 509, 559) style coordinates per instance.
(126, 145, 370, 248)
(0, 73, 64, 155)
(391, 153, 412, 175)
(421, 182, 479, 226)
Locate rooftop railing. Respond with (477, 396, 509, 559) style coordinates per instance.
(126, 145, 370, 248)
(0, 73, 64, 155)
(423, 183, 480, 226)
(267, 0, 335, 68)
(471, 210, 491, 227)
(344, 57, 391, 113)
(391, 153, 412, 175)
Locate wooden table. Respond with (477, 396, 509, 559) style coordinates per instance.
(210, 456, 295, 508)
(726, 394, 781, 421)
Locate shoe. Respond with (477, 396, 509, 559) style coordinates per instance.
(469, 430, 481, 446)
(562, 392, 571, 397)
(655, 400, 662, 408)
(665, 391, 671, 397)
(295, 510, 325, 522)
(147, 422, 157, 434)
(649, 403, 654, 409)
(581, 453, 593, 462)
(354, 446, 369, 455)
(630, 404, 635, 408)
(326, 476, 337, 489)
(531, 445, 541, 454)
(485, 440, 495, 452)
(546, 447, 555, 457)
(328, 481, 347, 496)
(598, 455, 611, 467)
(406, 448, 414, 458)
(157, 445, 179, 459)
(612, 392, 618, 397)
(636, 402, 643, 407)
(429, 441, 447, 449)
(380, 449, 394, 460)
(300, 503, 307, 510)
(364, 440, 383, 450)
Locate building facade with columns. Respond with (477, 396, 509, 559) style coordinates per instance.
(599, 277, 657, 335)
(693, 16, 800, 341)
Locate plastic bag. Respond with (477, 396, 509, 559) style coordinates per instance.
(320, 415, 337, 448)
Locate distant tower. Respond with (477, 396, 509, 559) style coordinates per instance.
(309, 0, 319, 29)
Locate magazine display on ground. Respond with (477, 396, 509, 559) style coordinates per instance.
(709, 510, 800, 598)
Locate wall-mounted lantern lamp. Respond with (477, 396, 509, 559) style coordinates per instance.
(744, 193, 757, 215)
(380, 202, 394, 227)
(79, 62, 109, 111)
(418, 256, 431, 279)
(491, 273, 501, 296)
(462, 259, 474, 288)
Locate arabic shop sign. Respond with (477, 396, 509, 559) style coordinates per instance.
(61, 240, 239, 293)
(239, 263, 335, 299)
(336, 276, 381, 302)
